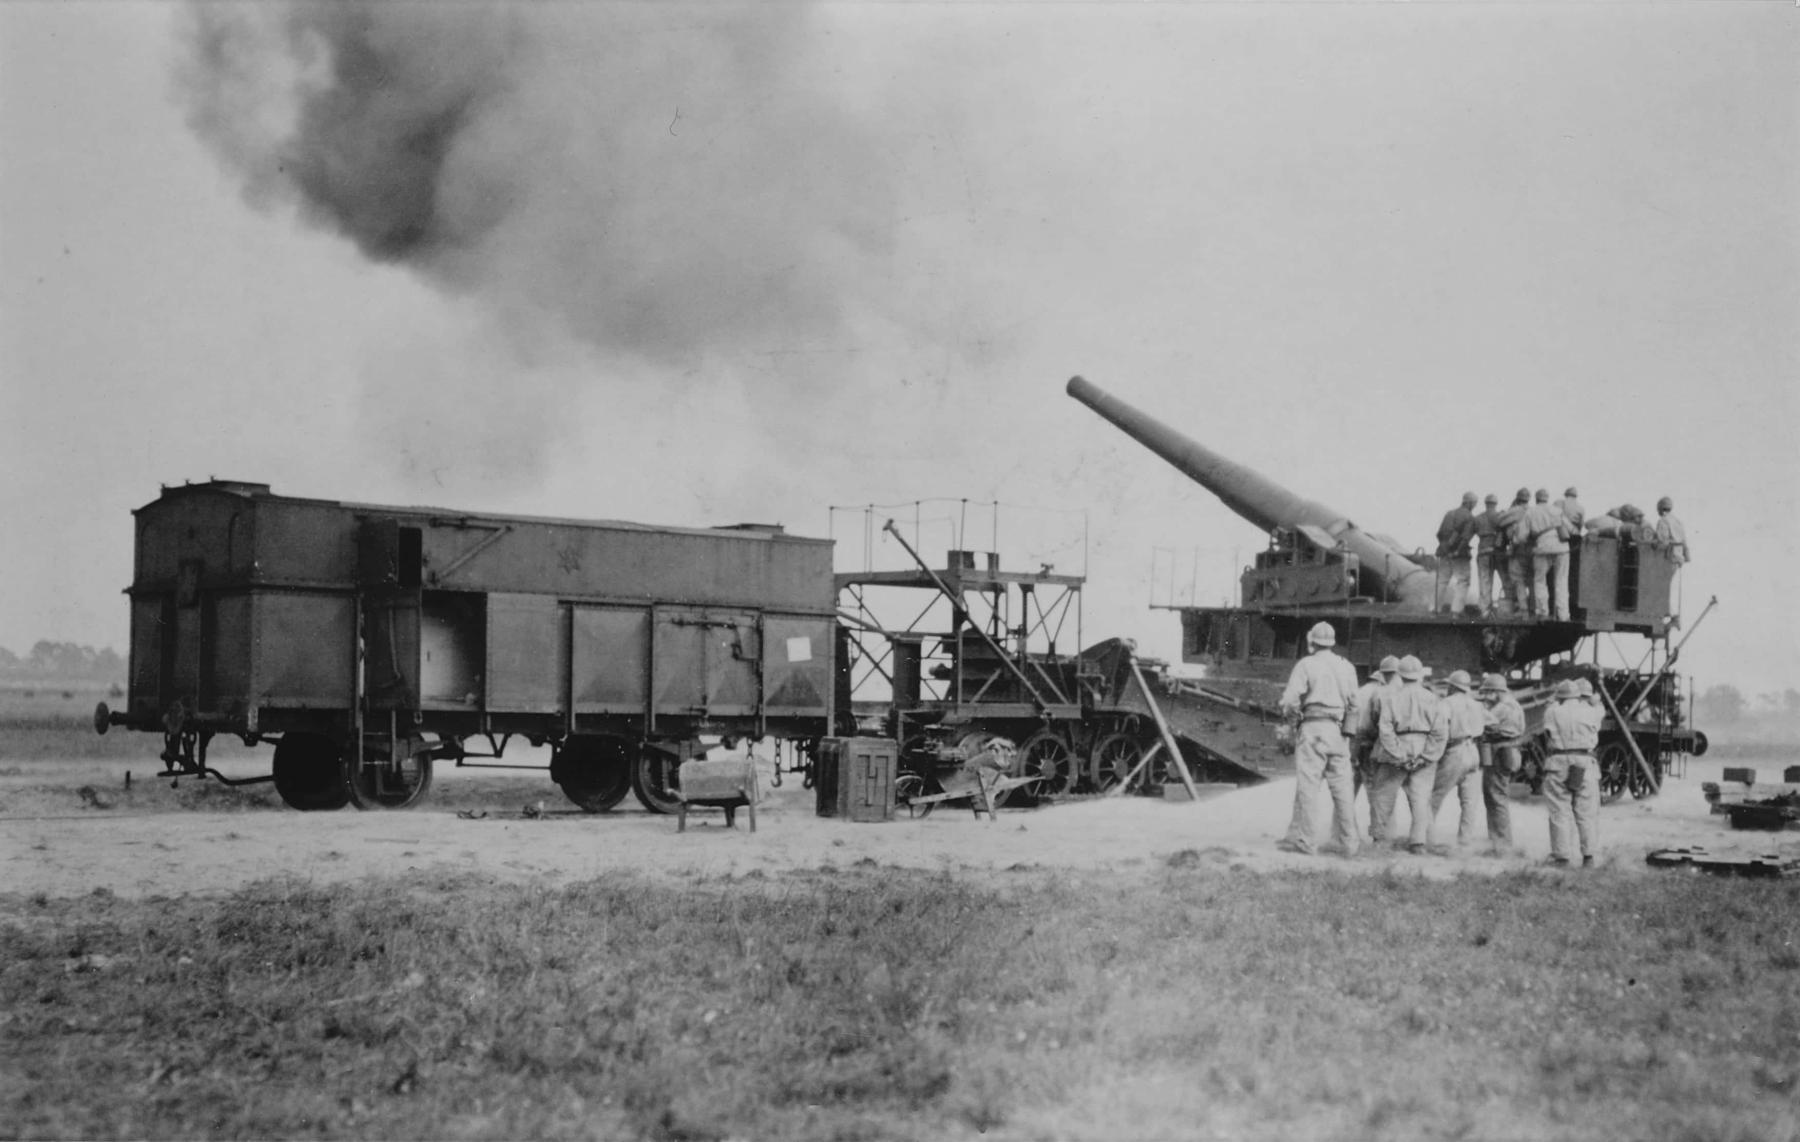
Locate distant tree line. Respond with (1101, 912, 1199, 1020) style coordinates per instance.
(0, 641, 125, 683)
(1695, 683, 1800, 725)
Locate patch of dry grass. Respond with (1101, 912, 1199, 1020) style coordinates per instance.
(3, 866, 1798, 1140)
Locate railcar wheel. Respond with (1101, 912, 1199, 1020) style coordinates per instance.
(552, 735, 633, 812)
(631, 745, 684, 815)
(1596, 741, 1631, 804)
(272, 733, 350, 812)
(997, 730, 1073, 806)
(1135, 740, 1181, 794)
(346, 750, 434, 810)
(1090, 732, 1144, 792)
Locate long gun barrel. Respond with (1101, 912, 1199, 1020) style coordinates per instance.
(1066, 375, 1436, 607)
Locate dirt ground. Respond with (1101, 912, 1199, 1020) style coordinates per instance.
(3, 746, 1798, 899)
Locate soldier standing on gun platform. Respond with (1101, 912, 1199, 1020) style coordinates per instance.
(1435, 493, 1479, 614)
(1560, 487, 1585, 533)
(1429, 670, 1487, 848)
(1653, 497, 1690, 564)
(1473, 494, 1503, 615)
(1351, 655, 1400, 839)
(1542, 679, 1603, 866)
(1477, 673, 1525, 852)
(1525, 489, 1571, 620)
(1498, 488, 1533, 616)
(1370, 655, 1448, 854)
(1275, 621, 1361, 857)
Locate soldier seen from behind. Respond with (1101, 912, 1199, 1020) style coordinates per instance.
(1370, 655, 1448, 855)
(1560, 487, 1585, 533)
(1351, 655, 1400, 837)
(1525, 488, 1572, 621)
(1472, 493, 1503, 616)
(1498, 488, 1533, 617)
(1275, 620, 1361, 857)
(1429, 669, 1487, 849)
(1434, 492, 1479, 615)
(1541, 679, 1604, 867)
(1476, 673, 1525, 853)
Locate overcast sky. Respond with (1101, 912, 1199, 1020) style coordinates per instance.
(2, 1, 1794, 694)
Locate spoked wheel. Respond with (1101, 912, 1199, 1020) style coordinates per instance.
(553, 735, 634, 812)
(895, 772, 939, 816)
(631, 745, 684, 815)
(272, 733, 350, 812)
(1596, 740, 1631, 804)
(998, 730, 1074, 806)
(1090, 732, 1145, 792)
(346, 748, 434, 810)
(1624, 741, 1661, 800)
(1135, 740, 1180, 793)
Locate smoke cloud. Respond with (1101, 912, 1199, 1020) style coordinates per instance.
(177, 3, 919, 366)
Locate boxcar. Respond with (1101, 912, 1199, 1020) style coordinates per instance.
(98, 481, 838, 812)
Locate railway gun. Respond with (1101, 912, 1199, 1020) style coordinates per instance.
(1065, 375, 1708, 802)
(93, 374, 1708, 815)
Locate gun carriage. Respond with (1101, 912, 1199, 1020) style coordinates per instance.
(1066, 375, 1706, 800)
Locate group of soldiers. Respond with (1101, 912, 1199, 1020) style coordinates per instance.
(1433, 488, 1690, 620)
(1276, 621, 1606, 866)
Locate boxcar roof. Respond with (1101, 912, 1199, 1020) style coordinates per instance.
(139, 480, 829, 546)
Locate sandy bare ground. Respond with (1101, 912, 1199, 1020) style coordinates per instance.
(3, 749, 1798, 899)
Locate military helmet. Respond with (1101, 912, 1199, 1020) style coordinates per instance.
(1553, 680, 1579, 701)
(1657, 496, 1674, 512)
(1307, 621, 1336, 647)
(1479, 673, 1508, 694)
(1564, 486, 1579, 498)
(1484, 493, 1499, 505)
(1398, 655, 1425, 681)
(1446, 669, 1473, 692)
(1461, 491, 1477, 505)
(1514, 487, 1531, 503)
(1376, 654, 1400, 676)
(1535, 488, 1550, 502)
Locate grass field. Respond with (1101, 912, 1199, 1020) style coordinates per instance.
(3, 866, 1797, 1141)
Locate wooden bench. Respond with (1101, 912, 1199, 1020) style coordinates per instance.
(676, 758, 758, 833)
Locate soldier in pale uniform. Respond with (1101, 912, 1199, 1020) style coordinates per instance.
(1541, 679, 1604, 866)
(1497, 488, 1533, 616)
(1525, 489, 1571, 620)
(1476, 673, 1525, 851)
(1653, 497, 1690, 564)
(1434, 492, 1479, 614)
(1429, 669, 1487, 847)
(1275, 621, 1361, 857)
(1560, 487, 1585, 533)
(1472, 494, 1503, 615)
(1369, 655, 1448, 854)
(1351, 655, 1400, 837)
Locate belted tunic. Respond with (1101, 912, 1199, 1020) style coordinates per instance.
(1543, 699, 1601, 755)
(1280, 650, 1359, 732)
(1377, 682, 1448, 770)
